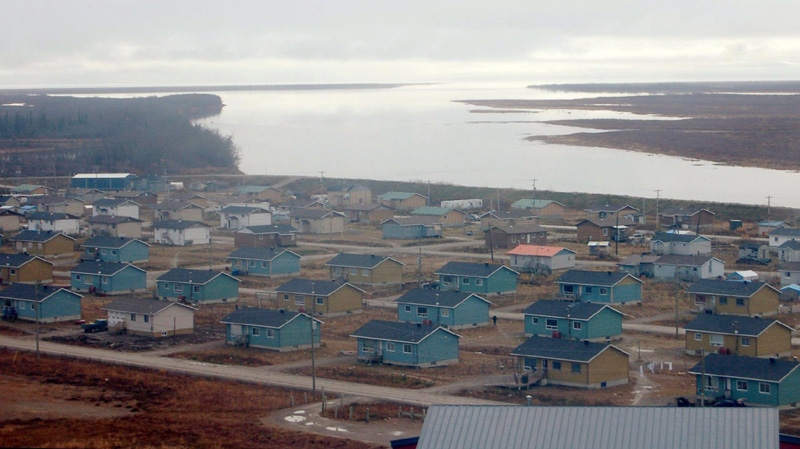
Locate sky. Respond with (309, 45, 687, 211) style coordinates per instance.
(3, 1, 800, 87)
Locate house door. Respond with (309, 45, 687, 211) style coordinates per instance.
(230, 324, 242, 335)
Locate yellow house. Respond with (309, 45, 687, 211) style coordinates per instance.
(0, 253, 53, 284)
(275, 278, 365, 316)
(688, 279, 780, 317)
(685, 314, 792, 357)
(10, 230, 76, 258)
(325, 253, 404, 286)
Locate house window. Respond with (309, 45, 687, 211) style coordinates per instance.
(736, 380, 748, 391)
(261, 261, 267, 268)
(787, 272, 792, 278)
(695, 295, 706, 305)
(101, 276, 109, 284)
(552, 361, 562, 371)
(719, 297, 728, 305)
(585, 287, 593, 294)
(143, 315, 149, 323)
(694, 333, 703, 341)
(571, 363, 581, 374)
(362, 340, 375, 353)
(75, 274, 81, 281)
(111, 250, 117, 255)
(249, 260, 256, 267)
(418, 307, 428, 318)
(283, 294, 289, 301)
(174, 285, 183, 293)
(403, 344, 412, 354)
(741, 337, 750, 347)
(546, 319, 558, 330)
(736, 298, 745, 307)
(572, 321, 582, 330)
(295, 295, 305, 306)
(252, 327, 260, 336)
(387, 342, 395, 352)
(442, 275, 453, 284)
(475, 279, 483, 286)
(84, 275, 93, 284)
(759, 383, 771, 394)
(603, 228, 608, 236)
(462, 278, 470, 285)
(316, 296, 324, 305)
(9, 269, 15, 275)
(266, 329, 275, 338)
(563, 285, 575, 295)
(441, 309, 450, 317)
(18, 302, 25, 310)
(130, 314, 136, 322)
(710, 334, 724, 347)
(532, 317, 539, 325)
(333, 267, 341, 275)
(599, 288, 608, 295)
(362, 269, 369, 276)
(350, 268, 357, 275)
(404, 305, 411, 312)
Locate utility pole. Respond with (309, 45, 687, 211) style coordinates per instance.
(530, 178, 537, 211)
(654, 189, 661, 231)
(35, 281, 41, 362)
(766, 196, 772, 221)
(310, 282, 317, 400)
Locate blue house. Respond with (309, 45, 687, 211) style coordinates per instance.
(435, 261, 519, 296)
(70, 261, 147, 295)
(350, 320, 461, 368)
(523, 299, 624, 341)
(156, 268, 240, 304)
(81, 236, 150, 264)
(396, 289, 492, 330)
(381, 217, 442, 240)
(555, 270, 643, 304)
(219, 307, 321, 351)
(689, 354, 800, 408)
(226, 247, 301, 277)
(0, 283, 82, 323)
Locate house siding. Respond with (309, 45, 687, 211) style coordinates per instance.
(230, 252, 300, 277)
(71, 266, 147, 295)
(587, 348, 630, 387)
(228, 317, 318, 351)
(416, 331, 460, 366)
(0, 260, 53, 284)
(14, 236, 74, 257)
(686, 325, 792, 357)
(439, 268, 517, 296)
(280, 286, 363, 316)
(524, 308, 622, 341)
(4, 292, 81, 323)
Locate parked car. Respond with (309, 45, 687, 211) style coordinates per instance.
(81, 319, 108, 333)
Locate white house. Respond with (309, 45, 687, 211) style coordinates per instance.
(650, 232, 711, 256)
(26, 212, 81, 235)
(507, 245, 576, 273)
(219, 205, 272, 230)
(93, 198, 140, 220)
(651, 255, 725, 282)
(153, 220, 211, 246)
(769, 227, 800, 247)
(102, 296, 196, 337)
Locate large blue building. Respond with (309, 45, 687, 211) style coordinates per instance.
(71, 173, 136, 190)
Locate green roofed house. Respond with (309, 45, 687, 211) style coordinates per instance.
(220, 307, 321, 351)
(156, 268, 240, 304)
(435, 261, 519, 296)
(684, 314, 792, 357)
(325, 253, 404, 286)
(690, 353, 800, 408)
(396, 288, 491, 330)
(226, 247, 301, 277)
(411, 206, 467, 228)
(351, 319, 461, 368)
(556, 269, 643, 304)
(523, 299, 624, 341)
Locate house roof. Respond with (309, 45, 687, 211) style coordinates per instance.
(651, 232, 708, 243)
(227, 247, 299, 261)
(27, 212, 80, 221)
(275, 278, 364, 296)
(395, 289, 491, 308)
(13, 184, 49, 193)
(779, 240, 800, 250)
(507, 245, 572, 257)
(10, 230, 75, 242)
(510, 336, 629, 363)
(487, 224, 548, 235)
(73, 173, 133, 179)
(220, 307, 318, 328)
(584, 203, 640, 213)
(556, 269, 643, 287)
(576, 217, 637, 228)
(378, 191, 426, 201)
(510, 199, 564, 209)
(0, 253, 51, 268)
(71, 261, 145, 276)
(684, 314, 790, 337)
(617, 254, 660, 266)
(689, 353, 800, 383)
(381, 216, 442, 226)
(522, 299, 623, 320)
(156, 268, 238, 285)
(93, 198, 138, 208)
(325, 253, 404, 269)
(350, 319, 459, 343)
(291, 208, 345, 219)
(654, 254, 718, 266)
(658, 206, 715, 216)
(237, 224, 298, 235)
(769, 227, 800, 237)
(343, 204, 391, 212)
(435, 261, 519, 278)
(781, 262, 800, 272)
(153, 219, 210, 230)
(415, 405, 778, 449)
(153, 200, 202, 211)
(411, 206, 464, 216)
(220, 205, 270, 215)
(82, 236, 149, 249)
(102, 296, 196, 314)
(88, 215, 143, 224)
(0, 283, 81, 302)
(687, 279, 776, 297)
(480, 209, 536, 220)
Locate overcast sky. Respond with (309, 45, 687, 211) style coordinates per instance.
(3, 0, 800, 87)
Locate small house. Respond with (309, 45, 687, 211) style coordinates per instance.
(325, 253, 404, 286)
(781, 262, 800, 287)
(523, 299, 624, 341)
(485, 224, 548, 249)
(343, 204, 394, 224)
(575, 217, 635, 243)
(70, 261, 147, 295)
(396, 289, 492, 329)
(381, 216, 442, 240)
(80, 236, 150, 264)
(10, 230, 75, 257)
(0, 283, 82, 323)
(511, 336, 630, 389)
(410, 206, 467, 228)
(687, 279, 780, 316)
(26, 212, 81, 235)
(650, 232, 712, 256)
(87, 215, 143, 239)
(12, 184, 52, 195)
(435, 261, 519, 296)
(234, 224, 298, 248)
(479, 209, 537, 230)
(684, 314, 792, 357)
(555, 270, 643, 304)
(113, 191, 158, 205)
(584, 203, 640, 221)
(658, 206, 715, 229)
(152, 220, 211, 246)
(727, 270, 759, 282)
(651, 254, 725, 282)
(616, 254, 660, 278)
(377, 192, 428, 211)
(768, 227, 800, 247)
(0, 253, 53, 285)
(220, 308, 321, 351)
(102, 296, 196, 337)
(31, 195, 85, 217)
(237, 185, 283, 202)
(328, 184, 372, 207)
(779, 240, 800, 262)
(351, 320, 461, 368)
(509, 199, 567, 217)
(275, 278, 365, 316)
(156, 268, 240, 304)
(226, 247, 301, 277)
(219, 205, 272, 230)
(153, 201, 204, 222)
(759, 220, 786, 236)
(0, 209, 25, 233)
(92, 198, 140, 220)
(291, 209, 346, 234)
(507, 245, 576, 274)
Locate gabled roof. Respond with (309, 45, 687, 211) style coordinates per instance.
(689, 353, 800, 383)
(343, 203, 392, 212)
(0, 283, 81, 302)
(156, 268, 238, 285)
(654, 254, 719, 266)
(0, 253, 52, 268)
(153, 219, 210, 230)
(102, 296, 196, 314)
(93, 198, 139, 208)
(73, 173, 133, 179)
(510, 336, 630, 363)
(488, 224, 548, 235)
(275, 278, 364, 296)
(26, 212, 80, 221)
(153, 200, 203, 211)
(480, 209, 536, 220)
(687, 279, 777, 297)
(325, 253, 404, 269)
(435, 261, 519, 278)
(510, 199, 565, 209)
(522, 299, 623, 320)
(556, 269, 643, 287)
(381, 216, 442, 226)
(88, 215, 143, 224)
(227, 247, 299, 261)
(780, 262, 800, 272)
(82, 236, 150, 249)
(350, 319, 460, 343)
(651, 232, 708, 243)
(658, 206, 715, 216)
(584, 203, 640, 213)
(13, 184, 49, 193)
(575, 217, 637, 228)
(71, 261, 145, 276)
(779, 240, 800, 250)
(236, 224, 298, 235)
(507, 245, 572, 257)
(395, 289, 491, 308)
(769, 227, 800, 237)
(220, 205, 270, 215)
(220, 307, 319, 328)
(10, 230, 76, 243)
(411, 206, 465, 216)
(378, 191, 426, 201)
(684, 314, 790, 337)
(291, 208, 345, 219)
(617, 254, 660, 266)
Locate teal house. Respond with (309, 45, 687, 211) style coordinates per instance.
(70, 261, 147, 295)
(396, 289, 492, 330)
(81, 236, 150, 264)
(555, 270, 644, 304)
(381, 217, 443, 240)
(226, 247, 301, 277)
(689, 354, 800, 408)
(156, 268, 240, 303)
(220, 307, 321, 351)
(523, 299, 624, 341)
(0, 283, 82, 323)
(435, 261, 519, 296)
(351, 320, 461, 368)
